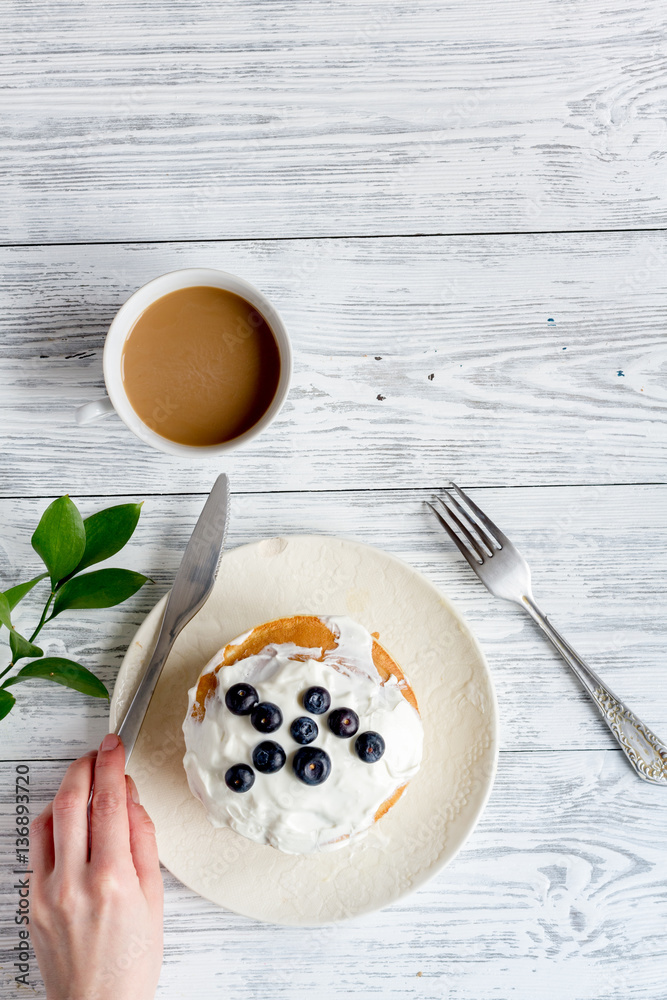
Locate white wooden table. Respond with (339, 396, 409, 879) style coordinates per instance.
(2, 2, 667, 997)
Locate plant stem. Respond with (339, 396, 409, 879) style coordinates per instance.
(0, 661, 15, 682)
(29, 592, 55, 643)
(0, 590, 56, 688)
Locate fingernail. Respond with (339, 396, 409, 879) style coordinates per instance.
(127, 776, 140, 804)
(100, 733, 120, 752)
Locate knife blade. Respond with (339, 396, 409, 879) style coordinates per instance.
(116, 473, 230, 764)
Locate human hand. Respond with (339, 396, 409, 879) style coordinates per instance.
(30, 733, 163, 1000)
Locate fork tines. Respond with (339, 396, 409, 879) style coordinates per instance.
(427, 483, 505, 566)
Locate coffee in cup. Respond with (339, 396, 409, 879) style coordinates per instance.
(121, 286, 281, 447)
(75, 268, 292, 458)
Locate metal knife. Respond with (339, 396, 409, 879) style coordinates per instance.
(116, 473, 230, 765)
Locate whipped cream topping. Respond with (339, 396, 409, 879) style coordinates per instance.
(182, 615, 424, 854)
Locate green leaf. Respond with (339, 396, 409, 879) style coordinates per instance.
(71, 503, 143, 576)
(9, 630, 43, 664)
(4, 574, 48, 611)
(51, 568, 151, 617)
(31, 497, 86, 586)
(3, 658, 109, 699)
(0, 688, 16, 720)
(0, 592, 11, 630)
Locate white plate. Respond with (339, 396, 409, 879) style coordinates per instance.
(111, 535, 498, 926)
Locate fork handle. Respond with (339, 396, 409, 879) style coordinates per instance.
(521, 595, 667, 786)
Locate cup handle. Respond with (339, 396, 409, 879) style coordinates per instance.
(75, 396, 116, 426)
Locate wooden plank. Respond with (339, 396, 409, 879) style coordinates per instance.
(1, 486, 665, 760)
(2, 751, 665, 999)
(2, 0, 666, 244)
(1, 232, 665, 496)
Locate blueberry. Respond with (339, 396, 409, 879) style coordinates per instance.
(252, 740, 286, 774)
(302, 686, 331, 715)
(224, 764, 255, 792)
(355, 731, 385, 762)
(290, 716, 319, 745)
(250, 701, 283, 733)
(225, 683, 259, 716)
(293, 746, 331, 786)
(328, 707, 359, 738)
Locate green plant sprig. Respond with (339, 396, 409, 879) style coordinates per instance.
(0, 496, 151, 721)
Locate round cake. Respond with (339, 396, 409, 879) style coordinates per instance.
(182, 614, 424, 854)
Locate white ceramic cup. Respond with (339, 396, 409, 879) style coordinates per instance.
(76, 267, 292, 458)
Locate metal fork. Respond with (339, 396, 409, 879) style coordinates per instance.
(427, 483, 667, 786)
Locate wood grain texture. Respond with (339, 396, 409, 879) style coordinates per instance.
(1, 232, 666, 496)
(2, 1, 667, 992)
(2, 0, 667, 244)
(2, 751, 666, 1000)
(1, 486, 665, 760)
